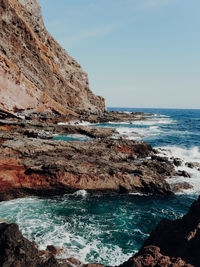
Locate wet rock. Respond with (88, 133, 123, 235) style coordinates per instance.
(170, 182, 193, 193)
(177, 170, 191, 178)
(173, 158, 183, 167)
(136, 196, 200, 266)
(185, 162, 200, 169)
(0, 223, 41, 266)
(120, 246, 192, 267)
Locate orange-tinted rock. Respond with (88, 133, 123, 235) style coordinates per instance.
(120, 246, 193, 267)
(0, 0, 105, 116)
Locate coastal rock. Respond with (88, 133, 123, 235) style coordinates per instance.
(0, 222, 77, 267)
(0, 0, 105, 116)
(120, 246, 192, 267)
(173, 158, 183, 167)
(0, 135, 176, 200)
(185, 162, 200, 170)
(135, 195, 200, 266)
(177, 170, 191, 178)
(0, 223, 43, 266)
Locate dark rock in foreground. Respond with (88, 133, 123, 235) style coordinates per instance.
(1, 196, 200, 266)
(134, 195, 200, 267)
(120, 246, 192, 267)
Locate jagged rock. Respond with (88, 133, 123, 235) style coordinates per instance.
(185, 162, 200, 170)
(0, 0, 105, 116)
(173, 158, 183, 167)
(135, 196, 200, 266)
(119, 246, 192, 267)
(0, 134, 177, 200)
(177, 170, 191, 178)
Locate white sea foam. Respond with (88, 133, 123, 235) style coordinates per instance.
(0, 197, 134, 266)
(130, 117, 176, 125)
(58, 121, 92, 126)
(113, 126, 161, 140)
(73, 190, 88, 197)
(157, 146, 200, 194)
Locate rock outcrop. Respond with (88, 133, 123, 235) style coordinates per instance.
(0, 135, 175, 201)
(133, 195, 200, 266)
(0, 0, 105, 116)
(0, 114, 194, 201)
(119, 196, 200, 267)
(1, 196, 200, 267)
(120, 246, 192, 267)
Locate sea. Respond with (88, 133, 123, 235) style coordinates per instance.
(0, 108, 200, 266)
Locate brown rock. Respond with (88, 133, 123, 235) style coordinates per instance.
(136, 196, 200, 266)
(0, 135, 176, 200)
(120, 246, 192, 267)
(0, 0, 105, 116)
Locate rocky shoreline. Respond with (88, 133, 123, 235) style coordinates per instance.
(1, 0, 199, 266)
(1, 195, 199, 266)
(0, 111, 194, 201)
(0, 110, 198, 267)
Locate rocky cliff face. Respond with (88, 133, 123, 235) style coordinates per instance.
(0, 0, 105, 116)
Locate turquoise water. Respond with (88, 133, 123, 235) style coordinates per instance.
(53, 134, 92, 142)
(0, 108, 200, 265)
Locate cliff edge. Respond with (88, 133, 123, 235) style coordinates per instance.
(0, 0, 106, 116)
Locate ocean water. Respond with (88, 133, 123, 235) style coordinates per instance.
(0, 108, 200, 265)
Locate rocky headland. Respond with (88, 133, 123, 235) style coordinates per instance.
(0, 0, 199, 266)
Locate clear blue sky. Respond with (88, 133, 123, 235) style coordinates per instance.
(39, 0, 200, 109)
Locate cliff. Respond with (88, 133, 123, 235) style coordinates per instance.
(0, 0, 105, 116)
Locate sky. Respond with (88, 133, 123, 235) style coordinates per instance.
(39, 0, 200, 109)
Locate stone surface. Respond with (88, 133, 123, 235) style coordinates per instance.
(120, 246, 193, 267)
(1, 196, 200, 267)
(0, 0, 105, 116)
(135, 196, 200, 266)
(0, 136, 175, 201)
(0, 115, 195, 200)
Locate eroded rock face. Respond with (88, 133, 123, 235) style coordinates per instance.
(120, 246, 192, 267)
(0, 0, 105, 115)
(131, 196, 200, 267)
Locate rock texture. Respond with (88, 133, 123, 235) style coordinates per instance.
(134, 195, 200, 266)
(120, 246, 192, 267)
(0, 115, 194, 200)
(0, 136, 174, 201)
(0, 0, 105, 116)
(1, 196, 200, 267)
(0, 222, 80, 267)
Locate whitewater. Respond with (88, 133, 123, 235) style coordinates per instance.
(0, 108, 199, 265)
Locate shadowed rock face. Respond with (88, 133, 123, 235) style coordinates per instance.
(135, 196, 200, 266)
(120, 196, 200, 267)
(1, 196, 200, 267)
(0, 0, 105, 116)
